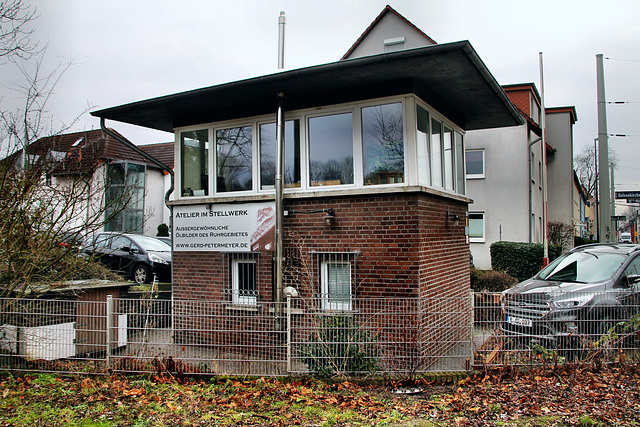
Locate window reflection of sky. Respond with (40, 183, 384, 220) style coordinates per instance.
(309, 113, 353, 162)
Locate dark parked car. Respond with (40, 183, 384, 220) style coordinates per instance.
(82, 233, 172, 284)
(501, 243, 640, 345)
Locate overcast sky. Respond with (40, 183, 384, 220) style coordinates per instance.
(4, 0, 640, 211)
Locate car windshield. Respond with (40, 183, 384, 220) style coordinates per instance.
(132, 236, 171, 252)
(537, 251, 626, 283)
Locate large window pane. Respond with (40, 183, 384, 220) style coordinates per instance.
(309, 113, 353, 186)
(216, 126, 253, 192)
(455, 132, 465, 194)
(105, 162, 145, 233)
(362, 103, 404, 185)
(431, 119, 443, 187)
(259, 120, 301, 190)
(416, 106, 430, 186)
(180, 130, 208, 197)
(443, 126, 453, 191)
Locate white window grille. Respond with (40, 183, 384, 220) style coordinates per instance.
(225, 253, 259, 305)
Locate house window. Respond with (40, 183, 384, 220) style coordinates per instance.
(216, 125, 253, 192)
(431, 119, 443, 187)
(468, 212, 485, 243)
(362, 102, 404, 185)
(308, 112, 353, 186)
(455, 132, 465, 194)
(259, 120, 301, 189)
(105, 162, 145, 233)
(180, 129, 208, 196)
(465, 150, 484, 178)
(321, 261, 352, 311)
(443, 126, 454, 191)
(231, 255, 257, 305)
(416, 105, 431, 186)
(313, 252, 357, 311)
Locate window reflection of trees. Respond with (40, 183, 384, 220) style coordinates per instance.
(309, 157, 354, 186)
(308, 113, 354, 186)
(259, 121, 301, 189)
(216, 126, 252, 192)
(363, 103, 404, 185)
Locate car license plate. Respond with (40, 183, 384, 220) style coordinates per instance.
(507, 315, 532, 327)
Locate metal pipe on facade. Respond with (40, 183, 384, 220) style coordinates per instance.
(275, 93, 285, 312)
(278, 12, 286, 70)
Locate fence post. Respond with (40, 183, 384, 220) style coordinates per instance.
(286, 295, 292, 373)
(469, 293, 475, 369)
(106, 295, 112, 370)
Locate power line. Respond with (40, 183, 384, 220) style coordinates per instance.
(604, 57, 640, 63)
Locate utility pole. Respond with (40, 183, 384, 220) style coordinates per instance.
(596, 54, 611, 242)
(540, 53, 549, 265)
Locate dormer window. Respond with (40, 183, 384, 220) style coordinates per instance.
(384, 37, 405, 52)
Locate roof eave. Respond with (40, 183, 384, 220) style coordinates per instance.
(91, 41, 523, 133)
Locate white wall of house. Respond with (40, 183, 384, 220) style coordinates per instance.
(345, 12, 435, 59)
(546, 111, 575, 231)
(466, 124, 545, 269)
(143, 167, 167, 236)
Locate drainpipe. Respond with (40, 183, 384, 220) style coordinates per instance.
(275, 94, 285, 319)
(99, 117, 175, 261)
(528, 137, 542, 243)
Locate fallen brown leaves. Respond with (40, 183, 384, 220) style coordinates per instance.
(2, 364, 640, 426)
(412, 363, 640, 426)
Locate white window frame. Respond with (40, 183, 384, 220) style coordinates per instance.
(232, 257, 257, 305)
(175, 95, 466, 199)
(321, 260, 352, 311)
(468, 212, 485, 243)
(465, 149, 485, 179)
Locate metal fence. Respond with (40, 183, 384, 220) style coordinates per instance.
(1, 292, 638, 376)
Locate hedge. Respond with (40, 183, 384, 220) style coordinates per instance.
(490, 241, 562, 282)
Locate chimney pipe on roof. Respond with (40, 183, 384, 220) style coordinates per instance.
(278, 11, 286, 69)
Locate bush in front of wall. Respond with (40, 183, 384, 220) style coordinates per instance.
(490, 241, 562, 282)
(470, 267, 518, 292)
(301, 314, 379, 377)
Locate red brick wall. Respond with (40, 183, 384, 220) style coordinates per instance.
(172, 191, 470, 302)
(171, 191, 471, 371)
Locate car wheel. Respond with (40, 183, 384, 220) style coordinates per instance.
(133, 264, 151, 284)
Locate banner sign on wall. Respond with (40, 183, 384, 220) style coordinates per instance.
(173, 203, 276, 252)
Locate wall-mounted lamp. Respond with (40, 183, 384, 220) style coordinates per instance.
(325, 208, 335, 226)
(447, 210, 460, 227)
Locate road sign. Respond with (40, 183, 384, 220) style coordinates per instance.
(612, 215, 626, 221)
(616, 191, 640, 199)
(627, 199, 640, 204)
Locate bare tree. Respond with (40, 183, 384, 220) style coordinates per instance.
(0, 3, 130, 297)
(0, 0, 38, 61)
(574, 144, 617, 198)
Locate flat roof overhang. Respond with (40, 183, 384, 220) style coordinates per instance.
(91, 41, 524, 132)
